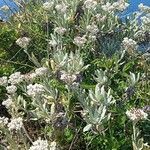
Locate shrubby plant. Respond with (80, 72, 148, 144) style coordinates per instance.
(0, 0, 149, 149)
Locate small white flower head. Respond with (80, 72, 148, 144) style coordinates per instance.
(74, 36, 87, 47)
(16, 37, 31, 48)
(60, 72, 77, 84)
(54, 27, 67, 35)
(126, 108, 148, 122)
(23, 72, 37, 81)
(35, 67, 48, 76)
(86, 24, 99, 35)
(48, 39, 57, 47)
(0, 5, 9, 11)
(0, 117, 9, 125)
(141, 16, 150, 25)
(50, 141, 58, 150)
(27, 83, 45, 97)
(101, 2, 115, 12)
(122, 37, 137, 50)
(138, 3, 150, 13)
(112, 1, 129, 11)
(55, 2, 68, 14)
(8, 72, 23, 85)
(29, 138, 49, 150)
(95, 14, 106, 22)
(7, 117, 23, 131)
(0, 76, 8, 86)
(2, 97, 13, 108)
(42, 2, 54, 11)
(89, 34, 97, 41)
(6, 85, 17, 94)
(84, 0, 97, 10)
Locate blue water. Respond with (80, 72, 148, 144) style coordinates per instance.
(120, 0, 150, 18)
(0, 0, 18, 20)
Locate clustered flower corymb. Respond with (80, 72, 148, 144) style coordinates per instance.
(84, 0, 97, 10)
(27, 83, 45, 97)
(55, 2, 68, 14)
(54, 27, 67, 35)
(138, 3, 150, 13)
(29, 138, 49, 150)
(0, 117, 9, 126)
(7, 117, 23, 131)
(2, 96, 13, 108)
(122, 37, 137, 51)
(6, 85, 17, 94)
(73, 36, 87, 47)
(86, 24, 99, 35)
(60, 72, 77, 85)
(101, 1, 129, 12)
(16, 37, 31, 48)
(0, 5, 9, 11)
(141, 16, 150, 25)
(126, 108, 148, 122)
(8, 72, 24, 85)
(42, 1, 54, 11)
(35, 67, 48, 76)
(0, 76, 7, 86)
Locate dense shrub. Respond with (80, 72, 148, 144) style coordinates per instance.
(0, 0, 149, 149)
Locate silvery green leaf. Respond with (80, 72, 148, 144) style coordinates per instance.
(99, 106, 107, 122)
(95, 83, 101, 100)
(83, 124, 92, 132)
(100, 85, 106, 98)
(89, 90, 97, 102)
(137, 73, 140, 82)
(81, 64, 90, 72)
(31, 53, 41, 67)
(107, 113, 111, 121)
(130, 72, 136, 85)
(137, 138, 144, 150)
(51, 103, 55, 115)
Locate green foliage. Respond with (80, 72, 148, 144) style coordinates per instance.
(0, 0, 149, 149)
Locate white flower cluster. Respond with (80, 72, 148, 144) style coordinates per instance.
(101, 2, 115, 12)
(49, 141, 58, 150)
(102, 1, 129, 12)
(6, 85, 17, 94)
(8, 72, 24, 84)
(54, 27, 67, 35)
(29, 138, 49, 150)
(55, 2, 67, 14)
(95, 14, 106, 22)
(141, 16, 150, 25)
(24, 67, 48, 81)
(48, 39, 57, 47)
(122, 37, 137, 50)
(86, 24, 99, 35)
(2, 96, 13, 108)
(84, 0, 97, 10)
(126, 108, 148, 122)
(7, 117, 23, 131)
(0, 117, 9, 125)
(74, 36, 87, 47)
(42, 2, 54, 11)
(35, 67, 48, 76)
(23, 73, 36, 81)
(60, 72, 77, 84)
(16, 37, 31, 48)
(0, 76, 7, 86)
(0, 5, 9, 11)
(138, 3, 150, 13)
(27, 83, 45, 97)
(113, 1, 129, 11)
